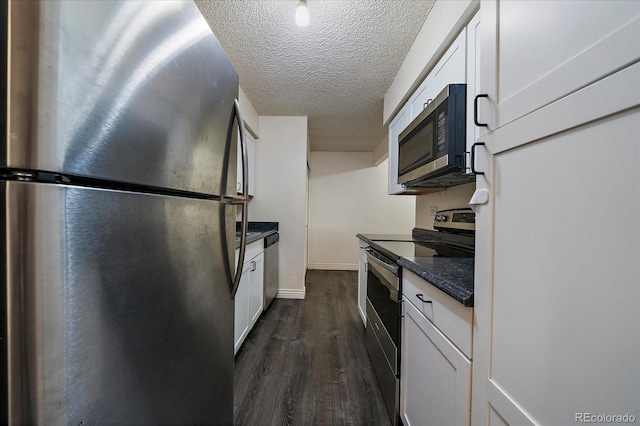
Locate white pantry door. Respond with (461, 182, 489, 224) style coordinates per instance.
(471, 1, 640, 425)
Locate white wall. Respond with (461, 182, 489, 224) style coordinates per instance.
(249, 116, 308, 299)
(308, 152, 415, 270)
(238, 86, 259, 138)
(415, 183, 475, 230)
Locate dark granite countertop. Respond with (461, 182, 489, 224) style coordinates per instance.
(357, 228, 474, 307)
(397, 257, 474, 307)
(236, 222, 278, 248)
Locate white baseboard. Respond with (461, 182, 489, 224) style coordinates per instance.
(276, 288, 306, 299)
(307, 263, 358, 271)
(358, 305, 367, 326)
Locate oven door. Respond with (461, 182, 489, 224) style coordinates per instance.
(365, 249, 400, 349)
(365, 248, 401, 424)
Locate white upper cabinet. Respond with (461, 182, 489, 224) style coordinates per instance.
(237, 131, 255, 196)
(478, 0, 640, 134)
(409, 29, 468, 123)
(387, 103, 410, 195)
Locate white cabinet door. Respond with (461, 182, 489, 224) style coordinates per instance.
(471, 2, 640, 424)
(234, 241, 265, 355)
(387, 103, 410, 195)
(475, 108, 640, 426)
(247, 133, 255, 196)
(236, 132, 255, 196)
(478, 0, 640, 132)
(236, 133, 242, 194)
(408, 73, 435, 122)
(248, 251, 264, 328)
(401, 297, 471, 426)
(234, 260, 252, 355)
(357, 240, 368, 326)
(465, 13, 481, 172)
(430, 28, 467, 97)
(409, 28, 468, 123)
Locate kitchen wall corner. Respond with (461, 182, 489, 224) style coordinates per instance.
(372, 135, 388, 166)
(308, 152, 415, 270)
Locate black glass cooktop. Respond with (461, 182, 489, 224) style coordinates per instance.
(372, 241, 437, 258)
(371, 238, 473, 262)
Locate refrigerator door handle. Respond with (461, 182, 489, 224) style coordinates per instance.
(228, 99, 250, 298)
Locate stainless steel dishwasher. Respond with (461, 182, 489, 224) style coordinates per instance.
(263, 233, 279, 310)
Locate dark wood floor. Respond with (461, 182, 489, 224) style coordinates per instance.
(234, 270, 392, 426)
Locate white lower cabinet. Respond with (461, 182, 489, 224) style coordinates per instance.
(234, 260, 252, 355)
(357, 239, 368, 326)
(401, 273, 472, 426)
(248, 252, 264, 328)
(234, 240, 265, 355)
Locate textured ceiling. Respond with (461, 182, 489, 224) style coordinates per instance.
(195, 0, 435, 152)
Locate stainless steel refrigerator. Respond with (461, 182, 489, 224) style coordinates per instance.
(1, 1, 251, 423)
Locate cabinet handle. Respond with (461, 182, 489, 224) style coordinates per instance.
(251, 261, 256, 272)
(474, 94, 489, 127)
(365, 263, 368, 272)
(471, 142, 486, 176)
(416, 294, 432, 304)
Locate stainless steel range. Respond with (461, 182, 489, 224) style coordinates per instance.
(365, 209, 475, 425)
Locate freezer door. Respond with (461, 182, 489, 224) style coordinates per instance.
(3, 181, 234, 424)
(5, 1, 238, 196)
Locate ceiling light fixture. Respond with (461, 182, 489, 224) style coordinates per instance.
(295, 0, 310, 27)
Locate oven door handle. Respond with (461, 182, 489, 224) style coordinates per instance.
(365, 248, 399, 276)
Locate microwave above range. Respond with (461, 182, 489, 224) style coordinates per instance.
(397, 84, 475, 189)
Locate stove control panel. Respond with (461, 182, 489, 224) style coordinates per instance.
(433, 208, 475, 232)
(435, 214, 448, 223)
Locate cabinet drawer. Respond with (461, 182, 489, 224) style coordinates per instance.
(235, 239, 264, 269)
(402, 270, 473, 358)
(245, 239, 263, 261)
